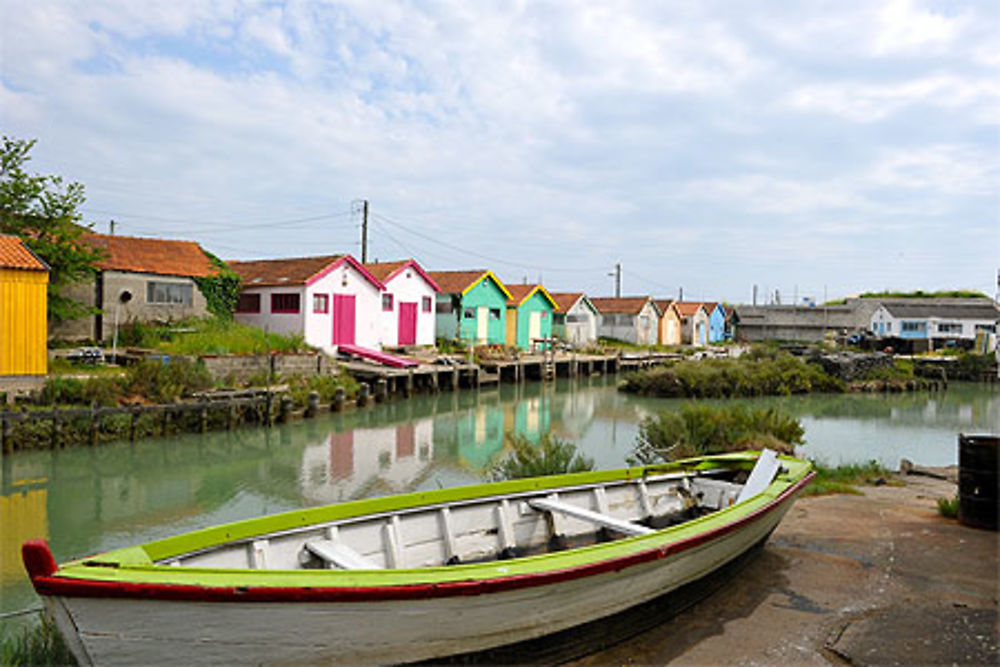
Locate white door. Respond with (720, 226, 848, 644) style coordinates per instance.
(529, 311, 542, 347)
(476, 306, 489, 344)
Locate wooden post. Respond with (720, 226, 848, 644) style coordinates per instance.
(89, 404, 99, 447)
(357, 383, 370, 407)
(227, 402, 235, 430)
(375, 379, 388, 403)
(199, 400, 209, 433)
(129, 406, 138, 442)
(162, 406, 171, 436)
(52, 406, 61, 449)
(278, 394, 292, 423)
(332, 387, 345, 412)
(265, 391, 273, 427)
(306, 391, 319, 418)
(1, 412, 10, 455)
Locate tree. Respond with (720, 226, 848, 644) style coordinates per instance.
(0, 136, 103, 323)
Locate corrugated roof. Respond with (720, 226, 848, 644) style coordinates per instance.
(589, 296, 653, 315)
(230, 255, 345, 287)
(882, 301, 999, 320)
(0, 235, 47, 271)
(84, 233, 215, 278)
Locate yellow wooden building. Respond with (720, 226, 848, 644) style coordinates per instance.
(0, 234, 49, 378)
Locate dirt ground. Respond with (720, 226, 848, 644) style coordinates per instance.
(573, 473, 999, 666)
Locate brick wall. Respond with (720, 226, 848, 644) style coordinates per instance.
(200, 353, 330, 384)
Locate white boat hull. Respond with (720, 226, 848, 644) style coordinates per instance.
(51, 498, 791, 666)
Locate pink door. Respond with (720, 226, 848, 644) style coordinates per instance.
(332, 294, 356, 345)
(398, 302, 417, 346)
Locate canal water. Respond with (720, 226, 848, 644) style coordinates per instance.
(2, 378, 996, 628)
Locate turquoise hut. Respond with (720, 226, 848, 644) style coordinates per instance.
(428, 270, 512, 345)
(504, 284, 558, 351)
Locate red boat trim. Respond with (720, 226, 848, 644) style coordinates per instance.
(27, 473, 814, 603)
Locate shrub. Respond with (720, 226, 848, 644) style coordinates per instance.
(937, 495, 959, 519)
(125, 358, 213, 403)
(620, 353, 844, 399)
(631, 403, 805, 464)
(488, 433, 594, 481)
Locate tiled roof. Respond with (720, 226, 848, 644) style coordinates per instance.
(674, 302, 707, 317)
(364, 259, 441, 292)
(653, 299, 677, 315)
(427, 270, 490, 294)
(589, 296, 653, 315)
(549, 292, 585, 312)
(0, 235, 47, 271)
(230, 255, 345, 287)
(505, 284, 557, 308)
(84, 233, 215, 278)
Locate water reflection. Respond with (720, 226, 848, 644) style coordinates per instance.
(1, 379, 996, 623)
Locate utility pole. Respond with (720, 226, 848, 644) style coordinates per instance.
(679, 287, 684, 301)
(752, 284, 758, 306)
(607, 263, 622, 298)
(361, 200, 369, 263)
(109, 220, 116, 236)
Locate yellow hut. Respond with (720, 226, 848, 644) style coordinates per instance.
(0, 235, 49, 379)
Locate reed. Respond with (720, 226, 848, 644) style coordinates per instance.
(488, 433, 595, 481)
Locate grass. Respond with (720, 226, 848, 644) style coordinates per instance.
(621, 349, 844, 399)
(488, 433, 595, 481)
(0, 616, 76, 666)
(804, 461, 896, 496)
(117, 317, 307, 355)
(631, 403, 805, 464)
(937, 495, 959, 519)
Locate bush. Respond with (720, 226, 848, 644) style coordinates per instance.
(488, 433, 594, 481)
(631, 403, 805, 464)
(125, 358, 213, 403)
(937, 495, 959, 519)
(620, 353, 844, 399)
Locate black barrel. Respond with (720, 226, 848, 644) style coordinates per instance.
(958, 434, 999, 530)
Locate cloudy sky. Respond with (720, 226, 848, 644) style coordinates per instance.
(2, 0, 997, 303)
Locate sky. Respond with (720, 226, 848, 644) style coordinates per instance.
(2, 0, 997, 304)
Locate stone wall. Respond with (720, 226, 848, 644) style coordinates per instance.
(200, 353, 330, 384)
(810, 351, 894, 381)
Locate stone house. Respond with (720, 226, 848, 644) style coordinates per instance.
(50, 233, 216, 342)
(589, 296, 660, 346)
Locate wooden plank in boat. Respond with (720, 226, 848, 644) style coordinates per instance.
(305, 540, 383, 570)
(735, 449, 780, 504)
(527, 498, 654, 537)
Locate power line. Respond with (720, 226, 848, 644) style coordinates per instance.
(372, 212, 608, 273)
(80, 208, 355, 230)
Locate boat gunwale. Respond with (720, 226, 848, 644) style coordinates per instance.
(24, 468, 814, 603)
(160, 468, 733, 563)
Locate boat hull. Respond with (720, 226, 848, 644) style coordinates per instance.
(36, 476, 807, 666)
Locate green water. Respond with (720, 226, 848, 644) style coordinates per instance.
(2, 378, 996, 626)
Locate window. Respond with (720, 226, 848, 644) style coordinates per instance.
(886, 322, 892, 332)
(901, 321, 925, 333)
(382, 294, 394, 311)
(872, 323, 878, 332)
(313, 294, 329, 314)
(236, 293, 261, 313)
(541, 310, 548, 319)
(147, 281, 192, 306)
(422, 296, 432, 313)
(937, 322, 962, 334)
(490, 308, 501, 320)
(463, 307, 475, 319)
(975, 323, 995, 332)
(271, 293, 300, 314)
(553, 313, 566, 325)
(436, 300, 453, 314)
(566, 314, 587, 324)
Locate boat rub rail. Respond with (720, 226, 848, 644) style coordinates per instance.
(23, 470, 814, 603)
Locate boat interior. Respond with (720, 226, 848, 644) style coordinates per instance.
(161, 454, 780, 572)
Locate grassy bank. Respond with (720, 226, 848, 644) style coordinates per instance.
(116, 317, 308, 355)
(0, 617, 75, 667)
(621, 350, 844, 399)
(804, 461, 896, 496)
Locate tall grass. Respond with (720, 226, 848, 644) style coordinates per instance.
(620, 352, 843, 399)
(631, 403, 805, 464)
(805, 461, 894, 496)
(488, 433, 595, 481)
(0, 617, 76, 666)
(118, 317, 307, 355)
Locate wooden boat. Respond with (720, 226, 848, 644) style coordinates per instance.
(23, 450, 813, 666)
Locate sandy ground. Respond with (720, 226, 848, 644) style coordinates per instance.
(572, 474, 999, 666)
